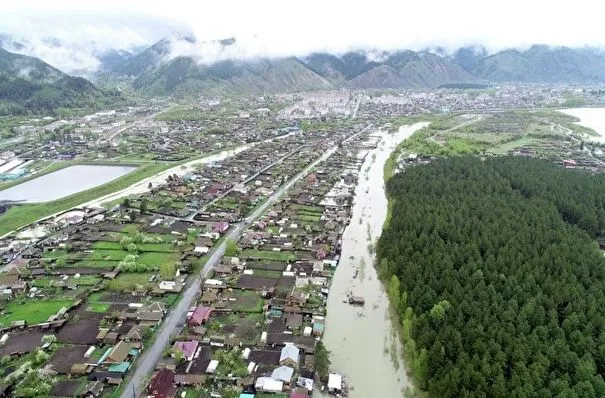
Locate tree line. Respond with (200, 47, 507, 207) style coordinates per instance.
(377, 157, 605, 397)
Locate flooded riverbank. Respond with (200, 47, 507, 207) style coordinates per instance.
(319, 122, 428, 398)
(561, 107, 605, 143)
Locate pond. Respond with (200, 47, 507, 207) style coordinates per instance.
(0, 164, 136, 203)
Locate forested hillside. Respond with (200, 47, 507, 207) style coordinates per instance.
(377, 157, 605, 397)
(0, 48, 123, 115)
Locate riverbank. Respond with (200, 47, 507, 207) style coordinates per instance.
(560, 107, 605, 143)
(319, 122, 428, 398)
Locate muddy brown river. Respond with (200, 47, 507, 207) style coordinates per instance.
(316, 122, 428, 398)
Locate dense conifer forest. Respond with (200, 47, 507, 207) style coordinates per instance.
(377, 157, 605, 397)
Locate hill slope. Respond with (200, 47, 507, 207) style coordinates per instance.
(133, 56, 332, 96)
(0, 48, 122, 115)
(471, 45, 605, 83)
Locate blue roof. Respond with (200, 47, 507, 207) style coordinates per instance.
(108, 361, 130, 373)
(313, 322, 325, 331)
(97, 347, 112, 364)
(239, 394, 255, 398)
(128, 348, 140, 356)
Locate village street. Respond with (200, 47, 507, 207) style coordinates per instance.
(121, 124, 371, 397)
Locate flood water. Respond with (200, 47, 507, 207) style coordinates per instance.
(319, 122, 428, 398)
(561, 108, 605, 143)
(0, 164, 136, 203)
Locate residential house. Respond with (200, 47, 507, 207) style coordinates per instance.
(172, 340, 199, 362)
(148, 369, 176, 398)
(104, 341, 133, 364)
(188, 305, 212, 327)
(279, 344, 299, 367)
(271, 365, 295, 386)
(82, 380, 104, 397)
(124, 324, 144, 342)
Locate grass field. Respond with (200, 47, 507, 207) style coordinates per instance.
(86, 302, 111, 313)
(0, 162, 174, 236)
(108, 273, 154, 292)
(228, 290, 264, 312)
(240, 249, 298, 262)
(488, 136, 541, 155)
(0, 299, 76, 326)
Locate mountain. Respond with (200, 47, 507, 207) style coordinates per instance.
(96, 49, 134, 73)
(0, 48, 122, 115)
(133, 56, 332, 96)
(104, 36, 605, 94)
(119, 37, 483, 95)
(451, 45, 488, 70)
(470, 45, 605, 83)
(109, 38, 173, 77)
(332, 50, 484, 89)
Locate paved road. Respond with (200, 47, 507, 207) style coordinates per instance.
(121, 125, 370, 397)
(184, 144, 306, 221)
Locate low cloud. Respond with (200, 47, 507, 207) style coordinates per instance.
(2, 0, 605, 75)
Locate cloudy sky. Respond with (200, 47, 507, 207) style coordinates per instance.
(1, 0, 604, 74)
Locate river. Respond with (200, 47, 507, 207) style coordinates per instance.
(319, 122, 428, 398)
(560, 107, 605, 143)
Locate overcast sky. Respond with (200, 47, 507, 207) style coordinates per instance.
(2, 1, 604, 74)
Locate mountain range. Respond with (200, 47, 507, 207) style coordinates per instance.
(99, 38, 605, 95)
(0, 47, 123, 115)
(3, 33, 605, 104)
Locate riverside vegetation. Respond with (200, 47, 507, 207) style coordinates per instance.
(377, 157, 605, 397)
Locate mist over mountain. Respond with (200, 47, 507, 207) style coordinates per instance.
(4, 30, 605, 98)
(0, 47, 123, 115)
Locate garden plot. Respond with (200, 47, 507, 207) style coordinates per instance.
(0, 330, 44, 356)
(49, 345, 89, 374)
(0, 299, 75, 327)
(57, 318, 101, 345)
(207, 313, 265, 346)
(224, 290, 264, 313)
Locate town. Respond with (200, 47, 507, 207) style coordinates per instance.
(1, 85, 605, 398)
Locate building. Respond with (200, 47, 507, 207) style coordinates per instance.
(279, 344, 299, 367)
(188, 305, 212, 327)
(172, 340, 199, 361)
(148, 369, 176, 398)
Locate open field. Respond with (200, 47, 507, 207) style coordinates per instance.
(108, 272, 154, 291)
(240, 249, 298, 262)
(0, 299, 75, 326)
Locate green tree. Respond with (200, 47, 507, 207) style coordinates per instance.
(224, 239, 240, 257)
(315, 340, 331, 381)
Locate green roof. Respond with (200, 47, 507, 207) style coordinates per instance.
(108, 361, 130, 373)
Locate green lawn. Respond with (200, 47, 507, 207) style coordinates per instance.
(0, 299, 76, 326)
(0, 162, 175, 236)
(251, 269, 283, 279)
(240, 249, 298, 262)
(488, 136, 540, 155)
(229, 290, 265, 312)
(108, 273, 154, 291)
(297, 214, 322, 222)
(86, 302, 111, 313)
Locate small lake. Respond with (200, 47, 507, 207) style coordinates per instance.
(0, 165, 136, 203)
(561, 107, 605, 143)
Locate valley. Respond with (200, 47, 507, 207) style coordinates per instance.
(2, 17, 605, 398)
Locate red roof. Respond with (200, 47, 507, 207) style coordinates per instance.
(188, 305, 212, 326)
(213, 221, 230, 233)
(291, 392, 309, 398)
(149, 369, 176, 398)
(173, 340, 199, 360)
